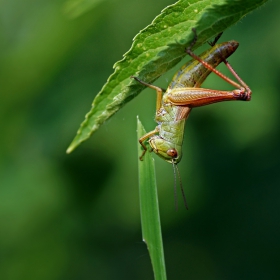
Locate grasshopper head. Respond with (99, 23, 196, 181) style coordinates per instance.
(149, 136, 188, 209)
(149, 136, 182, 164)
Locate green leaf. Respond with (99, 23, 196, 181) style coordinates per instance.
(67, 0, 268, 153)
(137, 117, 167, 280)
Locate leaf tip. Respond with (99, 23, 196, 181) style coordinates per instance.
(66, 138, 79, 154)
(66, 145, 74, 154)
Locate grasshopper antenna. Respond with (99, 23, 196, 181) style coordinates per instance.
(172, 160, 189, 210)
(175, 163, 189, 210)
(172, 160, 178, 211)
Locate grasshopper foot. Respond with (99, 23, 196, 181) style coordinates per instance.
(233, 89, 251, 101)
(139, 149, 146, 161)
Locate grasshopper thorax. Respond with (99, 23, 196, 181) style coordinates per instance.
(149, 136, 182, 164)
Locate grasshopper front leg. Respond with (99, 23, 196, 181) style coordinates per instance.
(131, 76, 164, 160)
(138, 127, 159, 160)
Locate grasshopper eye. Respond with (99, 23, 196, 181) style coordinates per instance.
(167, 149, 177, 158)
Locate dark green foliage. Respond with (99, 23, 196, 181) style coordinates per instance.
(2, 1, 280, 280)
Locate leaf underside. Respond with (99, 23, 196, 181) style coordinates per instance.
(67, 0, 267, 153)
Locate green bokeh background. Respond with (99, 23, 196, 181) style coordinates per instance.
(1, 0, 279, 279)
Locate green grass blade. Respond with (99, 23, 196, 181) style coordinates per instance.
(137, 117, 167, 280)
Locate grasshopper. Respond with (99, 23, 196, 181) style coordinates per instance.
(132, 30, 252, 208)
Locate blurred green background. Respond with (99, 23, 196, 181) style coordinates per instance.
(1, 0, 279, 279)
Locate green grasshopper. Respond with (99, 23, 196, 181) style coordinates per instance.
(132, 30, 252, 208)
